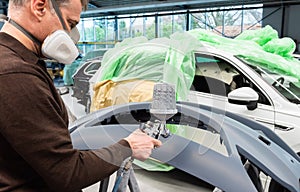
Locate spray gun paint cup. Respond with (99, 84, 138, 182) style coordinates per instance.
(150, 82, 178, 121)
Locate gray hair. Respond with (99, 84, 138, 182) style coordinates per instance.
(9, 0, 89, 10)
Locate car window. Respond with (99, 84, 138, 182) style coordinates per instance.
(192, 53, 271, 105)
(82, 49, 107, 62)
(84, 61, 102, 76)
(241, 58, 300, 105)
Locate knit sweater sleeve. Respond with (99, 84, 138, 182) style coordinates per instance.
(0, 72, 132, 191)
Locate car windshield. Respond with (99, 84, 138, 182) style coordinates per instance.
(239, 58, 300, 104)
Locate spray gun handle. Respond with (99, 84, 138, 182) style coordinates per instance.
(139, 121, 159, 139)
(139, 120, 170, 139)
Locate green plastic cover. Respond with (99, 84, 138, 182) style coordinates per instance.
(98, 33, 202, 100)
(187, 25, 300, 81)
(98, 25, 300, 96)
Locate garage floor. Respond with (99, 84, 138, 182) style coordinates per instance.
(60, 86, 214, 192)
(82, 168, 213, 192)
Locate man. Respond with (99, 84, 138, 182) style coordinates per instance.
(0, 0, 162, 191)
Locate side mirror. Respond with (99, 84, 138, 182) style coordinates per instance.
(228, 87, 259, 110)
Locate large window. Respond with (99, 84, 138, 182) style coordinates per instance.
(77, 17, 115, 55)
(190, 5, 263, 37)
(157, 14, 186, 38)
(118, 16, 155, 40)
(77, 5, 263, 54)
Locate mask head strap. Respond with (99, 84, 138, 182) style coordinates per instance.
(49, 0, 80, 44)
(1, 14, 42, 47)
(50, 0, 68, 31)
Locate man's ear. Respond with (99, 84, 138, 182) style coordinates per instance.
(31, 0, 47, 21)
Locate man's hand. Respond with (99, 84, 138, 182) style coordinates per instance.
(124, 129, 162, 161)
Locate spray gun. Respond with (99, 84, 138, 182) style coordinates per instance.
(112, 82, 178, 192)
(140, 82, 178, 139)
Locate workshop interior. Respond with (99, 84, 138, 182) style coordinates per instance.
(1, 0, 300, 191)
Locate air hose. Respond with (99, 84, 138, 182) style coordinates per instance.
(112, 157, 135, 192)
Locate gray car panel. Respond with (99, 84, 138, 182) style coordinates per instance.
(70, 102, 300, 192)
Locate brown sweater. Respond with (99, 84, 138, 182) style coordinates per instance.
(0, 32, 132, 192)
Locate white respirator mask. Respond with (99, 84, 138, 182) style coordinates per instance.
(41, 27, 80, 64)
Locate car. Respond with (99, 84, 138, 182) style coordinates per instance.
(64, 48, 108, 86)
(187, 45, 300, 156)
(71, 59, 102, 112)
(69, 100, 300, 192)
(86, 43, 300, 157)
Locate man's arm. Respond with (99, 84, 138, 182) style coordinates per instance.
(0, 73, 132, 191)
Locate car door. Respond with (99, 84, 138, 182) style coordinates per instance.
(187, 52, 276, 131)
